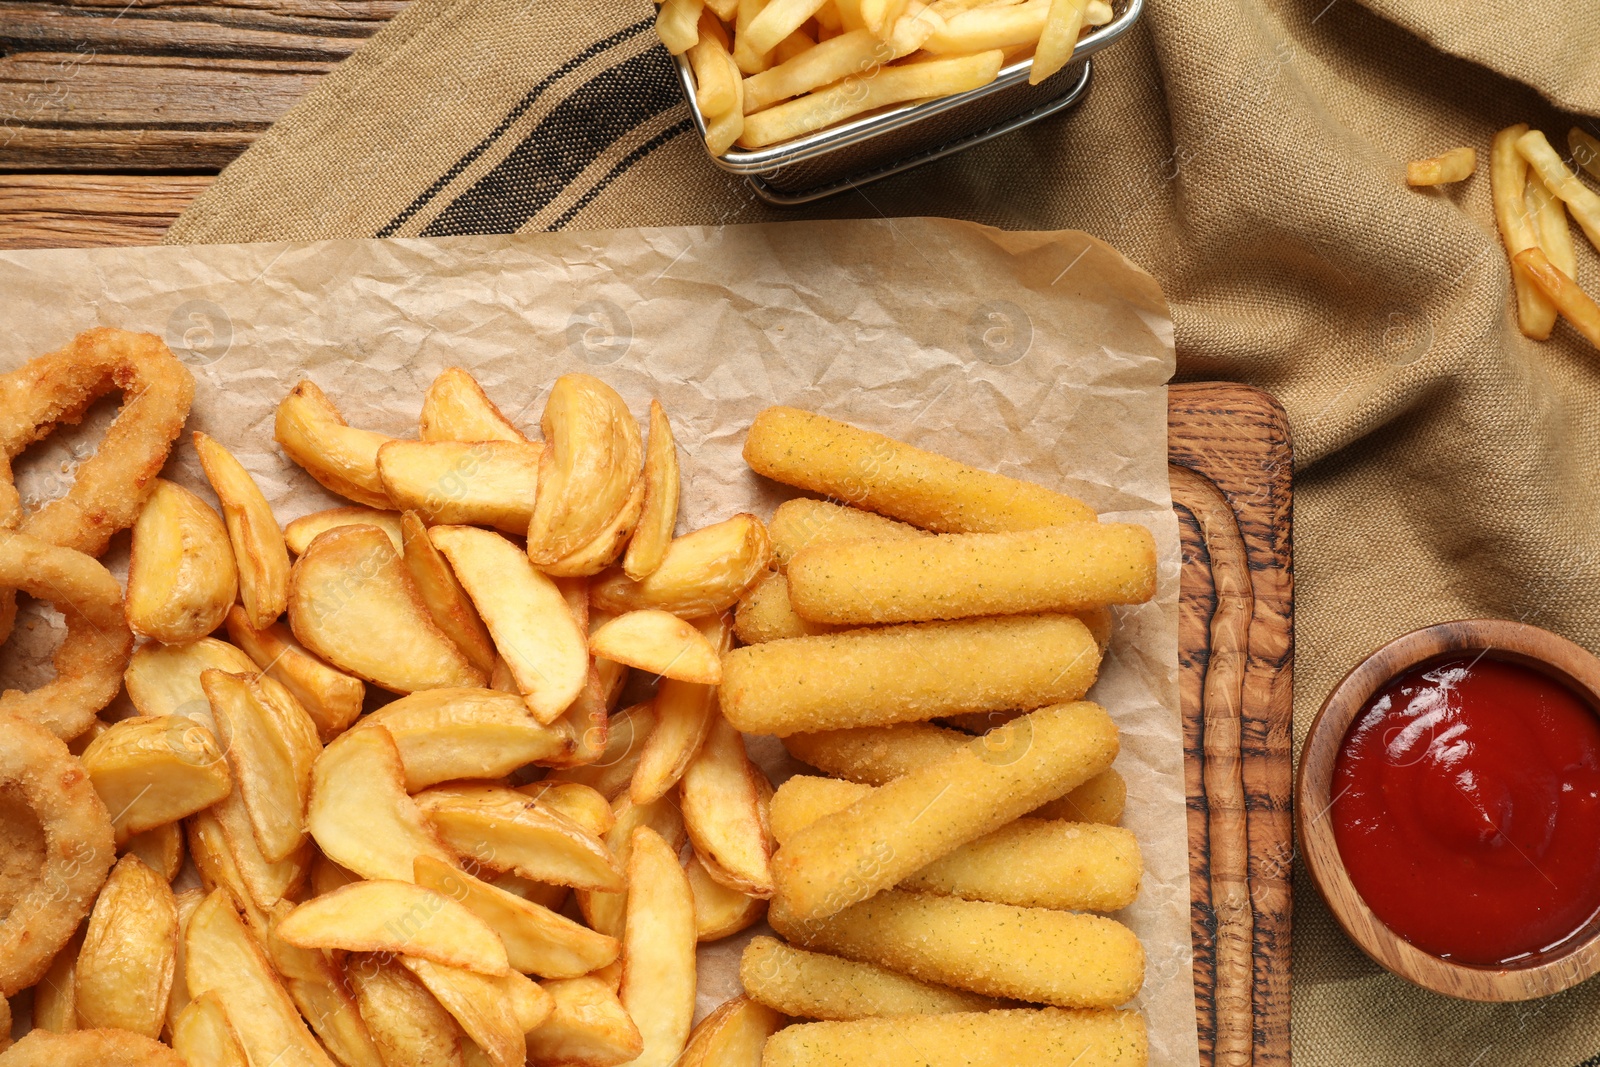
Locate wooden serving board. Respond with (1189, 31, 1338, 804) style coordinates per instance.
(1169, 381, 1294, 1067)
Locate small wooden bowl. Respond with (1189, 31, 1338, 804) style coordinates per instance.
(1297, 618, 1600, 1001)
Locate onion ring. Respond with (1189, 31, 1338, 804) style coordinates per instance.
(0, 533, 133, 740)
(0, 714, 115, 998)
(0, 328, 194, 641)
(0, 1028, 184, 1066)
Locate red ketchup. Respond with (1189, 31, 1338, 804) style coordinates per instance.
(1331, 655, 1600, 965)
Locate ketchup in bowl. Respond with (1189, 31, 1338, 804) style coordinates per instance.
(1331, 655, 1600, 965)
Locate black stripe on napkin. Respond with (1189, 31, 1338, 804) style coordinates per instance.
(549, 115, 695, 231)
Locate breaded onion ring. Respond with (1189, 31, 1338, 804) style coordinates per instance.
(0, 715, 115, 998)
(0, 532, 132, 740)
(0, 1028, 183, 1066)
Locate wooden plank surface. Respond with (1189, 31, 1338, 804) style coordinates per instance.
(0, 174, 210, 247)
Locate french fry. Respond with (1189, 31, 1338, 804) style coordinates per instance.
(589, 609, 722, 684)
(347, 953, 466, 1067)
(420, 367, 527, 444)
(546, 701, 657, 800)
(277, 880, 511, 975)
(688, 21, 740, 152)
(171, 992, 250, 1067)
(527, 976, 644, 1067)
(284, 506, 404, 556)
(631, 615, 731, 803)
(740, 51, 1002, 148)
(680, 995, 783, 1067)
(275, 379, 395, 509)
(657, 0, 705, 53)
(772, 26, 815, 62)
(733, 0, 773, 72)
(1570, 127, 1600, 182)
(74, 854, 178, 1037)
(743, 407, 1095, 531)
(1084, 0, 1111, 22)
(1517, 128, 1600, 251)
(1515, 247, 1600, 348)
(527, 374, 643, 566)
(768, 497, 928, 566)
(195, 431, 292, 629)
(921, 1, 1043, 52)
(399, 511, 499, 675)
(762, 1007, 1149, 1067)
(618, 827, 697, 1067)
(126, 479, 238, 644)
(1527, 170, 1579, 279)
(203, 669, 320, 863)
(704, 50, 746, 157)
(226, 607, 366, 741)
(577, 793, 688, 939)
(1028, 0, 1086, 84)
(687, 855, 767, 940)
(591, 513, 773, 617)
(771, 702, 1118, 920)
(742, 0, 829, 58)
(740, 936, 998, 1018)
(1405, 146, 1477, 186)
(360, 687, 573, 790)
(81, 715, 231, 843)
(125, 821, 184, 882)
(414, 784, 624, 892)
(720, 614, 1101, 735)
(682, 714, 775, 896)
(377, 440, 541, 534)
(769, 889, 1144, 1008)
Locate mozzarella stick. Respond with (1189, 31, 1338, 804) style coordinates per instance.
(770, 702, 1117, 920)
(762, 1008, 1149, 1067)
(787, 523, 1156, 625)
(768, 498, 928, 565)
(720, 614, 1101, 735)
(735, 572, 839, 644)
(740, 936, 998, 1019)
(743, 407, 1096, 532)
(769, 889, 1144, 1008)
(782, 720, 1126, 824)
(769, 776, 1141, 911)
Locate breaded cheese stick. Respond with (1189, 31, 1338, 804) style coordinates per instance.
(762, 1008, 1149, 1067)
(769, 889, 1145, 1008)
(782, 721, 1126, 824)
(720, 614, 1100, 736)
(769, 498, 928, 566)
(734, 573, 839, 644)
(740, 936, 998, 1020)
(787, 523, 1156, 625)
(770, 702, 1118, 920)
(743, 407, 1096, 532)
(769, 776, 1141, 912)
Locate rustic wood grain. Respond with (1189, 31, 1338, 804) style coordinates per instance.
(1170, 381, 1294, 1067)
(0, 174, 210, 247)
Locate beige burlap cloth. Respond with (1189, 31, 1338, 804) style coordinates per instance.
(165, 0, 1600, 1060)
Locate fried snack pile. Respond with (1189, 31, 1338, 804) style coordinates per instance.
(0, 339, 1158, 1067)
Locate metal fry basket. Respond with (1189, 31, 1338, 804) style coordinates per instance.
(675, 0, 1142, 204)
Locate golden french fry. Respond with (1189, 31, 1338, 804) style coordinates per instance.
(657, 0, 704, 52)
(378, 440, 541, 534)
(81, 715, 230, 843)
(516, 781, 615, 838)
(275, 379, 395, 509)
(347, 953, 467, 1067)
(172, 991, 251, 1067)
(124, 820, 184, 883)
(772, 25, 815, 61)
(125, 478, 238, 644)
(680, 995, 783, 1067)
(1570, 127, 1600, 182)
(431, 525, 589, 722)
(400, 958, 547, 1067)
(687, 855, 767, 941)
(1517, 128, 1600, 251)
(1527, 170, 1579, 279)
(527, 374, 643, 565)
(185, 889, 336, 1067)
(742, 19, 928, 113)
(415, 784, 623, 891)
(1029, 0, 1087, 83)
(400, 511, 498, 675)
(631, 614, 731, 803)
(421, 368, 527, 444)
(284, 506, 405, 556)
(361, 687, 572, 790)
(619, 827, 697, 1067)
(122, 637, 250, 720)
(277, 880, 511, 975)
(682, 714, 774, 896)
(740, 936, 997, 1019)
(308, 723, 456, 882)
(689, 14, 739, 117)
(771, 889, 1143, 1008)
(589, 609, 721, 684)
(787, 522, 1155, 624)
(203, 669, 320, 863)
(226, 605, 366, 742)
(919, 4, 1044, 52)
(527, 976, 643, 1067)
(744, 407, 1095, 531)
(1491, 124, 1557, 339)
(743, 0, 828, 57)
(772, 702, 1118, 920)
(721, 614, 1100, 735)
(733, 0, 773, 72)
(1515, 247, 1600, 348)
(1084, 0, 1111, 21)
(1406, 146, 1477, 186)
(592, 514, 772, 617)
(289, 523, 485, 693)
(769, 497, 927, 564)
(763, 1007, 1149, 1067)
(577, 793, 688, 939)
(703, 66, 745, 178)
(195, 431, 292, 629)
(74, 854, 177, 1038)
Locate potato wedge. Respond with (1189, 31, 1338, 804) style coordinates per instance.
(541, 477, 645, 578)
(378, 440, 542, 534)
(275, 379, 395, 508)
(686, 855, 766, 942)
(308, 724, 457, 882)
(212, 779, 314, 910)
(255, 902, 387, 1067)
(284, 505, 405, 556)
(187, 809, 267, 930)
(415, 856, 620, 978)
(588, 610, 721, 684)
(544, 664, 611, 769)
(166, 887, 206, 1035)
(630, 615, 731, 804)
(681, 714, 774, 896)
(415, 784, 623, 892)
(288, 523, 485, 693)
(526, 374, 643, 565)
(591, 514, 772, 617)
(172, 991, 250, 1067)
(124, 820, 185, 883)
(81, 715, 231, 843)
(226, 605, 366, 742)
(195, 431, 292, 629)
(515, 782, 614, 838)
(204, 668, 321, 863)
(74, 854, 178, 1038)
(399, 511, 498, 674)
(124, 636, 257, 721)
(546, 702, 656, 800)
(277, 880, 511, 976)
(577, 793, 688, 940)
(359, 687, 573, 791)
(679, 995, 782, 1067)
(526, 976, 643, 1067)
(429, 525, 587, 722)
(126, 478, 238, 644)
(618, 827, 696, 1067)
(33, 927, 82, 1033)
(185, 889, 337, 1067)
(621, 400, 680, 581)
(421, 367, 527, 444)
(401, 958, 547, 1067)
(347, 953, 466, 1067)
(312, 854, 362, 898)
